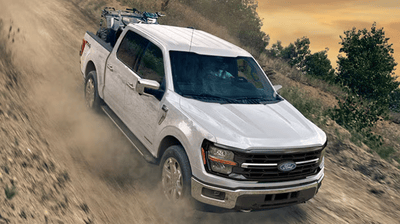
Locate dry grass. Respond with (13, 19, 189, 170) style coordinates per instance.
(259, 54, 345, 99)
(119, 0, 241, 46)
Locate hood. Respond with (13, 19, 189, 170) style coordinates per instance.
(179, 98, 326, 150)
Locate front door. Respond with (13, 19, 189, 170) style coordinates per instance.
(124, 41, 166, 148)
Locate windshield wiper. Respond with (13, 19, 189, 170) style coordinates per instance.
(182, 93, 239, 103)
(235, 96, 276, 101)
(234, 96, 267, 101)
(234, 96, 279, 103)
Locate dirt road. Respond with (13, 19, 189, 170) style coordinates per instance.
(0, 0, 399, 223)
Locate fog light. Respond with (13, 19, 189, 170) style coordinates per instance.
(201, 187, 226, 200)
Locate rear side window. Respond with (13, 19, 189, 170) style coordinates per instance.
(137, 42, 165, 84)
(117, 31, 148, 70)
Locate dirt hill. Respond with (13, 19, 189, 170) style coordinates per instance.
(0, 0, 399, 223)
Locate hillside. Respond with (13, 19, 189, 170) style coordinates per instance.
(0, 0, 399, 223)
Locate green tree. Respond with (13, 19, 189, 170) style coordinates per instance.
(336, 22, 398, 104)
(269, 38, 335, 81)
(389, 88, 400, 112)
(179, 0, 269, 52)
(269, 40, 283, 57)
(330, 23, 398, 153)
(304, 49, 335, 82)
(280, 37, 311, 69)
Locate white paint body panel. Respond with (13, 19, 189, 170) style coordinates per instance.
(80, 24, 327, 208)
(179, 97, 326, 150)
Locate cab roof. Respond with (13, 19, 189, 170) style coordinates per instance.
(128, 24, 252, 57)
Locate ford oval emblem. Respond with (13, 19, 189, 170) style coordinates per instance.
(278, 161, 296, 172)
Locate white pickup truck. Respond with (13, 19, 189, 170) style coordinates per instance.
(79, 22, 327, 211)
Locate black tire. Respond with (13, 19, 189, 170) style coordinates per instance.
(84, 71, 102, 111)
(160, 145, 192, 203)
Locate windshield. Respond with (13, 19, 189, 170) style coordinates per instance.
(170, 51, 279, 104)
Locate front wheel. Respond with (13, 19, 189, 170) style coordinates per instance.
(160, 145, 192, 203)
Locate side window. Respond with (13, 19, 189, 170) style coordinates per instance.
(116, 31, 149, 70)
(137, 42, 165, 84)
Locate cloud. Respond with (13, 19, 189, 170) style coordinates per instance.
(371, 0, 400, 8)
(334, 20, 376, 32)
(387, 22, 400, 32)
(258, 0, 400, 14)
(257, 0, 352, 13)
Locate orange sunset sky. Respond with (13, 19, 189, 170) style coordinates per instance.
(257, 0, 400, 75)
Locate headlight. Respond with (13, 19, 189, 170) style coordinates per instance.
(203, 145, 237, 175)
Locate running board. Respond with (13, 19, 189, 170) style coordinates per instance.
(101, 105, 157, 164)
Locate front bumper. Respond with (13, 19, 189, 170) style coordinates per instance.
(191, 168, 324, 210)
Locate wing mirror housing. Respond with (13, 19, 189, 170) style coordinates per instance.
(136, 79, 160, 95)
(273, 85, 282, 92)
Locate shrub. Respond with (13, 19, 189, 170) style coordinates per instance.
(329, 93, 385, 132)
(4, 185, 17, 200)
(329, 91, 388, 154)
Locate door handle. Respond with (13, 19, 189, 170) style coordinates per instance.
(107, 64, 113, 72)
(158, 105, 169, 125)
(126, 82, 135, 90)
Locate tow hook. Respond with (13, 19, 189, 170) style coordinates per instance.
(240, 209, 252, 213)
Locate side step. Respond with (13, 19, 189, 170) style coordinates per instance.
(101, 105, 157, 164)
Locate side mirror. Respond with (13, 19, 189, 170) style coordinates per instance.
(136, 79, 160, 95)
(273, 85, 282, 92)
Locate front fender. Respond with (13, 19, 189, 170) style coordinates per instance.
(155, 119, 215, 174)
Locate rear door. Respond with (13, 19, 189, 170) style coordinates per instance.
(103, 30, 148, 129)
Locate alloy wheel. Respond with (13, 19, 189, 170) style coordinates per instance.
(162, 157, 183, 201)
(85, 78, 95, 108)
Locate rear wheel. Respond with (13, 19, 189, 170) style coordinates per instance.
(84, 71, 102, 111)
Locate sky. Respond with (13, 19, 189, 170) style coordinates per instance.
(257, 0, 400, 75)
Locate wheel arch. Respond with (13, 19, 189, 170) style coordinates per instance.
(85, 60, 96, 79)
(157, 135, 184, 164)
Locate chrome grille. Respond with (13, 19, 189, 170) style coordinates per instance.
(232, 149, 322, 182)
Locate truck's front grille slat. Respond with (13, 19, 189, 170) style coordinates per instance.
(232, 149, 322, 182)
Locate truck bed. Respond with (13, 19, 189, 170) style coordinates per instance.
(87, 31, 113, 52)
